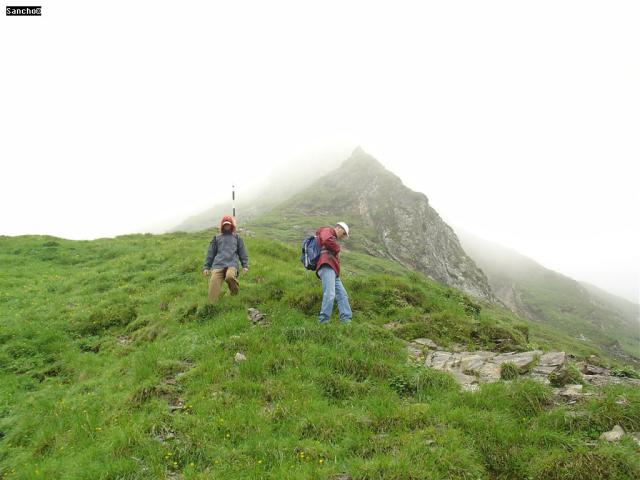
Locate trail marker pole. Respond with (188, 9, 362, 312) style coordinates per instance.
(232, 184, 236, 218)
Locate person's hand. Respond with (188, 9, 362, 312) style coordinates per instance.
(242, 267, 249, 274)
(203, 269, 210, 277)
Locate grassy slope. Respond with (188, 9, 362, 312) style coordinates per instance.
(579, 281, 639, 324)
(513, 270, 639, 362)
(458, 231, 640, 365)
(245, 218, 629, 365)
(1, 233, 639, 480)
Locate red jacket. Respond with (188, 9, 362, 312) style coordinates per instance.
(316, 226, 341, 277)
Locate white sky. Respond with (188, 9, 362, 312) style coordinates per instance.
(1, 1, 638, 303)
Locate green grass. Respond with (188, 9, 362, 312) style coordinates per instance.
(549, 365, 584, 388)
(1, 232, 639, 479)
(500, 362, 519, 381)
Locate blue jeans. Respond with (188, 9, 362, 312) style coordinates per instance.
(317, 265, 352, 323)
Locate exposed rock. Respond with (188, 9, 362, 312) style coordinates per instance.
(168, 399, 185, 412)
(412, 338, 439, 349)
(234, 352, 247, 363)
(166, 472, 185, 480)
(425, 351, 460, 370)
(247, 308, 268, 325)
(407, 338, 640, 403)
(459, 354, 488, 375)
(422, 348, 583, 389)
(478, 362, 502, 383)
(630, 432, 640, 447)
(406, 344, 424, 361)
(383, 321, 402, 330)
(151, 425, 177, 444)
(599, 425, 625, 442)
(531, 352, 566, 378)
(450, 370, 479, 391)
(581, 364, 608, 375)
(418, 345, 640, 396)
(493, 351, 542, 372)
(538, 351, 567, 368)
(582, 374, 640, 388)
(531, 365, 558, 376)
(554, 384, 584, 400)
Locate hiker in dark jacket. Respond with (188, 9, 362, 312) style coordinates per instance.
(316, 222, 352, 324)
(202, 215, 249, 301)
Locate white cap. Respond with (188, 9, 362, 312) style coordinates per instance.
(336, 221, 349, 237)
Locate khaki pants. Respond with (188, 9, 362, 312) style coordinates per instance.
(208, 267, 239, 301)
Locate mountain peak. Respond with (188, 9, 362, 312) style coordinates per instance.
(280, 150, 494, 301)
(341, 146, 386, 171)
(351, 145, 368, 157)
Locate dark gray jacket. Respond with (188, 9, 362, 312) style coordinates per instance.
(203, 232, 249, 271)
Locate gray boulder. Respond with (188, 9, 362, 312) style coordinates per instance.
(599, 425, 625, 442)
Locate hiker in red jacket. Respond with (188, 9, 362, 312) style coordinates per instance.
(316, 222, 352, 324)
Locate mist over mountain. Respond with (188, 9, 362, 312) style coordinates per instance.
(170, 149, 348, 233)
(579, 281, 639, 321)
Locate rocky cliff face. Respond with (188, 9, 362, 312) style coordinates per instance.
(282, 147, 494, 301)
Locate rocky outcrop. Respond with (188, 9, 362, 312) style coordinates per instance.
(416, 345, 547, 391)
(531, 351, 568, 381)
(600, 425, 625, 442)
(553, 384, 588, 402)
(247, 307, 268, 326)
(407, 338, 640, 392)
(576, 361, 640, 388)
